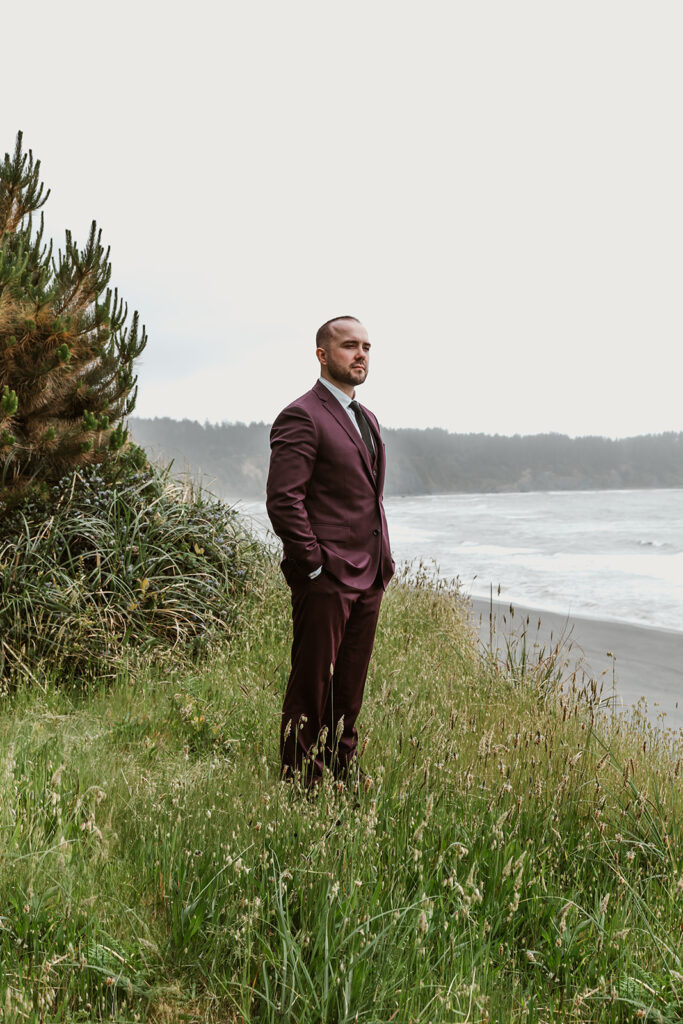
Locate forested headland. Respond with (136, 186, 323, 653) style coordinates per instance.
(130, 416, 683, 499)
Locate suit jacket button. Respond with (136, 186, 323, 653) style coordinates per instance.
(372, 528, 379, 536)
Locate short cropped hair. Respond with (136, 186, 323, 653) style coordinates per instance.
(316, 315, 361, 350)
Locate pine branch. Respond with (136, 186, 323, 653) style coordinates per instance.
(0, 132, 148, 499)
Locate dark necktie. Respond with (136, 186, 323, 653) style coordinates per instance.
(349, 400, 376, 459)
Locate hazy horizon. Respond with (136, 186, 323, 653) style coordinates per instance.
(5, 1, 682, 440)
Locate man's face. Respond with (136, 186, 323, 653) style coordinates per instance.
(317, 320, 371, 395)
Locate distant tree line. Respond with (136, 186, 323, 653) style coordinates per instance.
(129, 417, 683, 500)
(382, 428, 683, 495)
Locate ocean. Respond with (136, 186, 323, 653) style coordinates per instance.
(240, 488, 683, 634)
(385, 489, 683, 633)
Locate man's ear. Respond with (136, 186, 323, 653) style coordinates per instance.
(316, 346, 327, 367)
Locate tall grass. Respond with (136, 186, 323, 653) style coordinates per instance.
(1, 563, 682, 1021)
(0, 457, 267, 683)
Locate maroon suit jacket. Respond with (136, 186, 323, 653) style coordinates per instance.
(266, 380, 394, 590)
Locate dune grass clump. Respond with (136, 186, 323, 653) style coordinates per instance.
(1, 562, 682, 1022)
(0, 450, 267, 683)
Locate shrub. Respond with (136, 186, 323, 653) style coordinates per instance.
(0, 450, 268, 683)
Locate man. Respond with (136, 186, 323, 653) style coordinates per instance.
(266, 316, 394, 782)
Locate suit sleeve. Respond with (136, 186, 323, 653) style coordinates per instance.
(266, 405, 324, 573)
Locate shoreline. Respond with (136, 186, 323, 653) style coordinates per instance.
(469, 597, 683, 732)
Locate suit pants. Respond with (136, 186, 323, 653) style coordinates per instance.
(280, 568, 384, 780)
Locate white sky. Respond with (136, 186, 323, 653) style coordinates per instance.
(4, 1, 682, 437)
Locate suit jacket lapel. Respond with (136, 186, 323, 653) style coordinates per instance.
(360, 402, 385, 491)
(314, 381, 378, 487)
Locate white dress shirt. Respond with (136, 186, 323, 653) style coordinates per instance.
(318, 376, 363, 436)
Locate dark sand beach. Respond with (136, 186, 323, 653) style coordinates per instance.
(469, 598, 683, 733)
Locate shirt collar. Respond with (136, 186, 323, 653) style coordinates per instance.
(319, 376, 355, 409)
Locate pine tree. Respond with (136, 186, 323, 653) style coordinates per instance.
(0, 131, 147, 503)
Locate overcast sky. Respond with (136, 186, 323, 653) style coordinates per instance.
(4, 1, 682, 437)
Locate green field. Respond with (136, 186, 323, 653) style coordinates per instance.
(2, 557, 682, 1023)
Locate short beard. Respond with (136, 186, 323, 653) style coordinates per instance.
(341, 368, 367, 386)
(326, 361, 368, 388)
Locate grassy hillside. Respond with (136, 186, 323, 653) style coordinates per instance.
(1, 559, 682, 1022)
